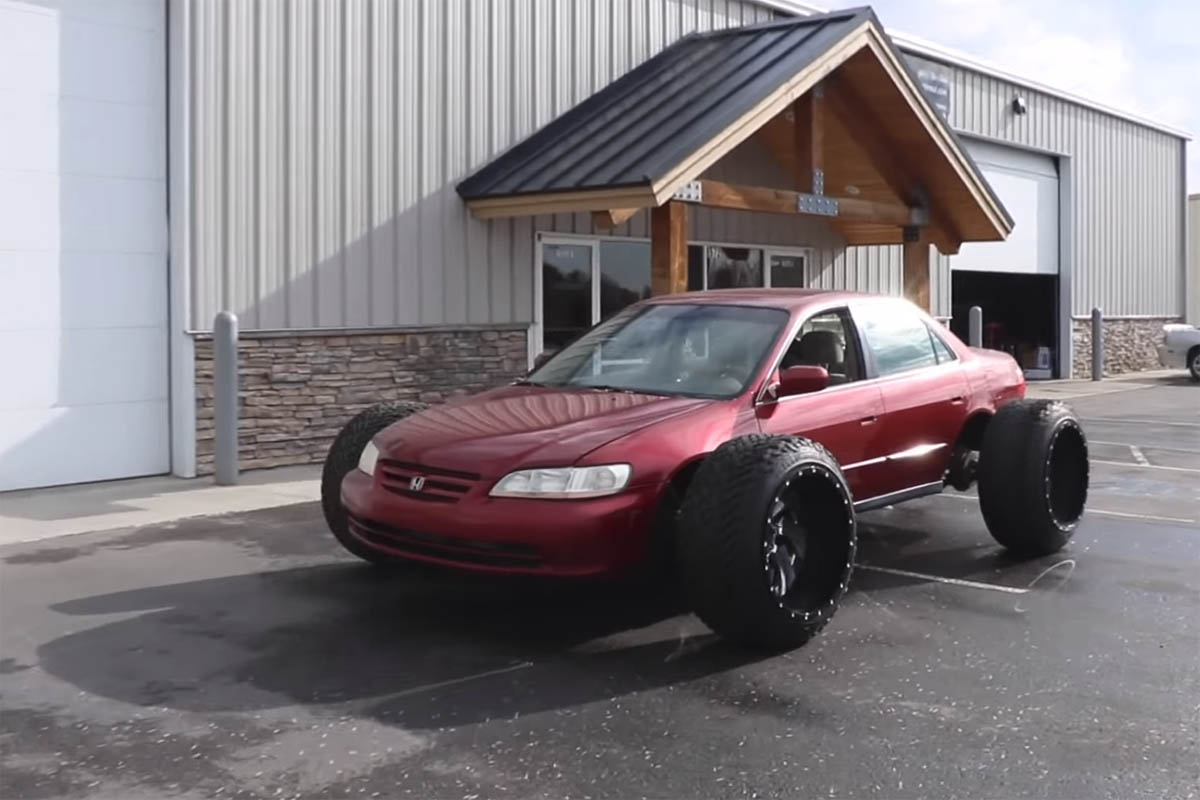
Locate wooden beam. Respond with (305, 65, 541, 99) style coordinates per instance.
(592, 208, 640, 230)
(793, 87, 825, 194)
(696, 179, 915, 225)
(903, 232, 931, 312)
(651, 202, 688, 295)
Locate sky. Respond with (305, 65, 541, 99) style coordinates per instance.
(830, 0, 1199, 191)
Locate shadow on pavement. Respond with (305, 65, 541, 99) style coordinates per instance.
(37, 563, 761, 730)
(32, 501, 1068, 731)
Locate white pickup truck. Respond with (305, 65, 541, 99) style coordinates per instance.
(1157, 323, 1200, 381)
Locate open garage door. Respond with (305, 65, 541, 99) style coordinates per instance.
(950, 140, 1061, 377)
(0, 1, 169, 490)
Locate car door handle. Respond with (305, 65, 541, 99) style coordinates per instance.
(950, 396, 966, 405)
(859, 415, 878, 425)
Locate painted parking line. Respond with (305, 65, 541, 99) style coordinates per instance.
(1129, 446, 1150, 466)
(854, 563, 1030, 594)
(1081, 417, 1200, 429)
(1089, 439, 1198, 455)
(933, 492, 1196, 525)
(1091, 459, 1200, 474)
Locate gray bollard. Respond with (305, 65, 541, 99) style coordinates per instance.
(214, 311, 239, 485)
(968, 305, 983, 348)
(1091, 307, 1103, 382)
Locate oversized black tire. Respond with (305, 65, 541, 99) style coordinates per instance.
(977, 399, 1089, 557)
(676, 434, 856, 651)
(321, 401, 427, 564)
(1188, 346, 1200, 382)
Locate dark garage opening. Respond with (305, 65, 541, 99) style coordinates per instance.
(950, 271, 1059, 379)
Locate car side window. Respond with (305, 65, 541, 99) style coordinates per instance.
(855, 304, 940, 376)
(928, 325, 957, 363)
(779, 309, 864, 385)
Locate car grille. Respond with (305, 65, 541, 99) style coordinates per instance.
(346, 513, 542, 568)
(376, 460, 481, 504)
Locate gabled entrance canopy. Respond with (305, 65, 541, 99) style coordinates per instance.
(456, 7, 1013, 310)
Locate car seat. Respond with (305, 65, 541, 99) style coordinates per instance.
(785, 329, 851, 384)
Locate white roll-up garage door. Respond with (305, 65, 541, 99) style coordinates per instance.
(951, 140, 1059, 275)
(0, 1, 168, 491)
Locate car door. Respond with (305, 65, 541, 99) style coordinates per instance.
(851, 300, 970, 496)
(755, 307, 888, 502)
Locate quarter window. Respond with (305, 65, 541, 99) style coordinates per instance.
(928, 326, 957, 363)
(856, 305, 940, 376)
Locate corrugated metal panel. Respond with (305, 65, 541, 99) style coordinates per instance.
(189, 0, 781, 329)
(905, 53, 1185, 318)
(455, 10, 871, 200)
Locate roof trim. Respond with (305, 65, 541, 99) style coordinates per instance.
(467, 186, 658, 218)
(754, 0, 1193, 141)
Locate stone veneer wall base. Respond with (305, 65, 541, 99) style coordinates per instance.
(1070, 317, 1179, 379)
(194, 326, 528, 475)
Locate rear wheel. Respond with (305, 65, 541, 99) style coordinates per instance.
(677, 434, 856, 651)
(321, 401, 427, 564)
(978, 400, 1089, 557)
(1188, 346, 1200, 382)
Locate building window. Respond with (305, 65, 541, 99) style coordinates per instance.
(706, 246, 763, 289)
(537, 234, 812, 358)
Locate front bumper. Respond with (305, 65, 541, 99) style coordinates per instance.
(340, 469, 663, 576)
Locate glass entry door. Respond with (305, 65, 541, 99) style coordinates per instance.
(766, 249, 808, 288)
(539, 238, 597, 353)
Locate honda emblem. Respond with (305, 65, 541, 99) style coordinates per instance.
(409, 476, 425, 491)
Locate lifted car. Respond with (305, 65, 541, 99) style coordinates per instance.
(322, 289, 1090, 650)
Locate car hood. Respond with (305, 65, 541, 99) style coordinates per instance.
(374, 385, 713, 477)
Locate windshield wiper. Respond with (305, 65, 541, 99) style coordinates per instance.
(580, 384, 669, 396)
(511, 378, 546, 386)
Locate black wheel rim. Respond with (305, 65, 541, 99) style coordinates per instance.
(1046, 421, 1088, 528)
(760, 466, 855, 619)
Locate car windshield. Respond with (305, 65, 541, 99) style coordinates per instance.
(527, 303, 789, 398)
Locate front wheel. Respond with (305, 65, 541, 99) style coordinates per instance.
(977, 400, 1089, 557)
(321, 401, 427, 564)
(676, 434, 856, 651)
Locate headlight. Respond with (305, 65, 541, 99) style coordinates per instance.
(489, 464, 632, 499)
(357, 441, 379, 475)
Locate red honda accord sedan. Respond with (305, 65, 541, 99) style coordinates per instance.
(323, 289, 1089, 649)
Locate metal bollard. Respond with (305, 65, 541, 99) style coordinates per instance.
(968, 305, 983, 348)
(1091, 307, 1103, 382)
(214, 311, 239, 485)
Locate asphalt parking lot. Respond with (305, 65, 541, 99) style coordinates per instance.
(2, 377, 1197, 799)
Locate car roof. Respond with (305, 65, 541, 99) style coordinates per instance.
(642, 288, 896, 313)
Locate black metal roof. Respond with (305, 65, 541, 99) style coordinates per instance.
(456, 8, 877, 201)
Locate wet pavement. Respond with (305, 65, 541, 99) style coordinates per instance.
(2, 380, 1198, 799)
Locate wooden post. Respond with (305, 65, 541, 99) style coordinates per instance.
(902, 228, 931, 312)
(793, 86, 825, 194)
(651, 201, 688, 295)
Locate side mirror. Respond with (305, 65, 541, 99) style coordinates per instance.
(531, 351, 553, 370)
(777, 365, 829, 397)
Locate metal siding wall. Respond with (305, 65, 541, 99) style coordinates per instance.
(189, 0, 782, 329)
(906, 54, 1184, 318)
(193, 1, 1185, 326)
